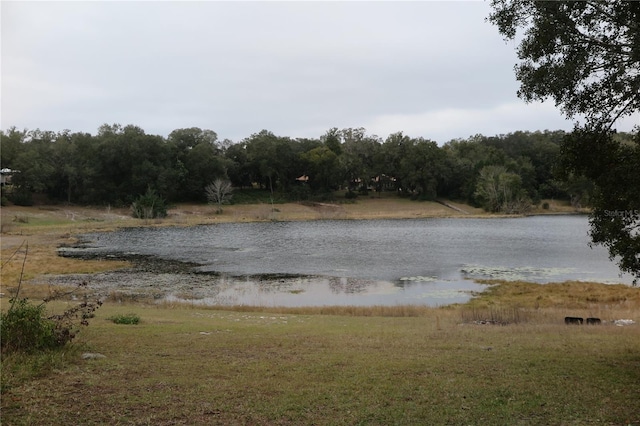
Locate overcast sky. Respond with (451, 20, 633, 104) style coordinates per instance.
(2, 1, 638, 144)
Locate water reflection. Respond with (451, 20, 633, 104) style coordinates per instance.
(162, 275, 485, 307)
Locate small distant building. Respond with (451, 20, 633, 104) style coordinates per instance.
(296, 175, 309, 183)
(0, 168, 14, 186)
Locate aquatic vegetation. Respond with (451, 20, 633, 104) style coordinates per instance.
(461, 264, 576, 282)
(399, 276, 439, 282)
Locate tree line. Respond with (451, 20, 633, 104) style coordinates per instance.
(0, 123, 635, 212)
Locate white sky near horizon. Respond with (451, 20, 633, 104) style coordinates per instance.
(1, 0, 638, 144)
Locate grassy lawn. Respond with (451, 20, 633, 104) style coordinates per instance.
(2, 301, 640, 425)
(1, 202, 639, 425)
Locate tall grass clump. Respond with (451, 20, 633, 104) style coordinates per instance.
(107, 313, 140, 324)
(460, 306, 529, 325)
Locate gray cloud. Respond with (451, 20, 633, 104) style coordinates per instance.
(2, 1, 637, 144)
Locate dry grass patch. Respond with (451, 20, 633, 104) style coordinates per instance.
(462, 280, 640, 327)
(469, 280, 640, 310)
(340, 196, 463, 219)
(531, 198, 589, 214)
(1, 198, 483, 232)
(1, 240, 129, 300)
(158, 303, 449, 318)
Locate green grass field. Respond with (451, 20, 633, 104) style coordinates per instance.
(2, 301, 639, 425)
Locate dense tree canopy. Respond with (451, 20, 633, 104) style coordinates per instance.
(489, 0, 640, 282)
(3, 122, 618, 215)
(489, 0, 640, 127)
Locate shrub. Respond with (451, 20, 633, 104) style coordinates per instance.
(108, 313, 140, 325)
(0, 291, 101, 355)
(288, 185, 311, 201)
(344, 190, 358, 199)
(1, 246, 102, 395)
(310, 191, 336, 203)
(131, 188, 167, 219)
(1, 243, 102, 355)
(13, 215, 29, 223)
(9, 189, 33, 206)
(1, 299, 58, 353)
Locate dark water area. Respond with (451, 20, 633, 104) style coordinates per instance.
(62, 216, 634, 306)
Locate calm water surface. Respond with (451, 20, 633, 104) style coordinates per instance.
(71, 216, 633, 306)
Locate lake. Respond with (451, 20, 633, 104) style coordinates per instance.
(64, 215, 634, 306)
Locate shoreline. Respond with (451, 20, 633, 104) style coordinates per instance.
(0, 197, 588, 256)
(1, 196, 586, 231)
(0, 198, 593, 302)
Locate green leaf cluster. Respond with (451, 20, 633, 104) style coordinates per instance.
(1, 299, 60, 354)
